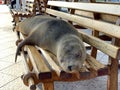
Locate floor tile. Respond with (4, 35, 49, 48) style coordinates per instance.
(0, 53, 23, 63)
(0, 47, 16, 59)
(0, 61, 24, 77)
(0, 73, 16, 87)
(0, 77, 29, 90)
(0, 61, 13, 71)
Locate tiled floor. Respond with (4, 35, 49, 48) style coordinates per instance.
(0, 4, 120, 90)
(0, 4, 29, 90)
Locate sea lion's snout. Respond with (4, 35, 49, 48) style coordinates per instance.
(67, 65, 79, 71)
(66, 63, 83, 72)
(59, 57, 84, 72)
(68, 66, 72, 71)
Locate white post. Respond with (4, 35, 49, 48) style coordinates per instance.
(16, 0, 20, 10)
(22, 0, 26, 11)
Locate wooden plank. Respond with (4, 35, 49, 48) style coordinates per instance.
(75, 10, 94, 18)
(39, 48, 64, 77)
(46, 9, 120, 39)
(75, 10, 118, 24)
(78, 31, 120, 59)
(107, 58, 119, 90)
(27, 45, 52, 79)
(85, 54, 109, 77)
(42, 82, 54, 90)
(47, 1, 120, 16)
(21, 50, 38, 87)
(86, 54, 106, 70)
(100, 14, 118, 23)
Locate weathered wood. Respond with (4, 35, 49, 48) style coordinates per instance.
(90, 3, 100, 58)
(37, 0, 47, 13)
(39, 48, 64, 77)
(80, 30, 120, 60)
(107, 58, 119, 90)
(47, 1, 120, 16)
(74, 10, 118, 25)
(27, 46, 52, 79)
(46, 8, 120, 39)
(21, 50, 38, 87)
(86, 54, 106, 71)
(42, 82, 54, 90)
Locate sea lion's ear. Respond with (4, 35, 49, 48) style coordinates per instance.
(68, 66, 72, 71)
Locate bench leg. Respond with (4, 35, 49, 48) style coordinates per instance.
(17, 31, 20, 40)
(107, 58, 118, 90)
(42, 82, 54, 90)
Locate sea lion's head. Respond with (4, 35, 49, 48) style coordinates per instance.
(57, 34, 86, 72)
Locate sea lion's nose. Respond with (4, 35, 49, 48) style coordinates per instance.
(68, 66, 72, 71)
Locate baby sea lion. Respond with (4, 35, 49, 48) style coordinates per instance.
(15, 15, 86, 72)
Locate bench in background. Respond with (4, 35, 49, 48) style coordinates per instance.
(11, 0, 47, 39)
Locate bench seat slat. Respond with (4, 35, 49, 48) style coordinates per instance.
(11, 9, 31, 16)
(86, 54, 106, 71)
(39, 48, 64, 76)
(27, 45, 52, 79)
(46, 8, 120, 39)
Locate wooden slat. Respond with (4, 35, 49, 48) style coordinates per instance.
(21, 51, 37, 87)
(75, 10, 94, 18)
(78, 31, 120, 59)
(46, 9, 120, 39)
(42, 82, 54, 90)
(48, 1, 120, 16)
(100, 14, 118, 23)
(86, 54, 105, 70)
(75, 10, 118, 24)
(26, 3, 34, 8)
(39, 48, 64, 77)
(25, 7, 33, 12)
(27, 45, 52, 79)
(85, 54, 109, 76)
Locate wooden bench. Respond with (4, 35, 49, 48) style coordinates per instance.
(16, 1, 120, 90)
(10, 0, 43, 26)
(11, 0, 47, 39)
(36, 0, 48, 14)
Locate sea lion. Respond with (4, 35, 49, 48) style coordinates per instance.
(15, 15, 86, 72)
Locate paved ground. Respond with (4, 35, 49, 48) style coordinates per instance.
(0, 4, 120, 90)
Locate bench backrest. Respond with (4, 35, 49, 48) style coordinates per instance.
(46, 1, 120, 60)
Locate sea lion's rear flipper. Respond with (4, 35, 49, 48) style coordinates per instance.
(15, 37, 32, 62)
